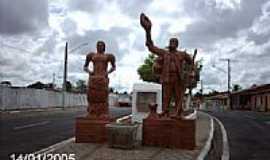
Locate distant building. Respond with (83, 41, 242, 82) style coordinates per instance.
(231, 84, 270, 112)
(204, 92, 228, 111)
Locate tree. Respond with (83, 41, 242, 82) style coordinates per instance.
(232, 84, 242, 91)
(75, 80, 87, 93)
(27, 81, 46, 89)
(109, 87, 114, 93)
(137, 54, 159, 83)
(0, 81, 12, 86)
(66, 81, 73, 92)
(194, 91, 202, 97)
(208, 90, 219, 96)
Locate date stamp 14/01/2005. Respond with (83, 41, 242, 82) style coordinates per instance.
(9, 153, 76, 160)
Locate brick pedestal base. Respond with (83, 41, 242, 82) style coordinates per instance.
(75, 117, 110, 143)
(143, 118, 196, 149)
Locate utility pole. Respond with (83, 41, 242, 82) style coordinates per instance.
(63, 42, 68, 91)
(61, 41, 89, 108)
(52, 73, 55, 89)
(220, 59, 231, 91)
(220, 58, 235, 110)
(200, 80, 203, 95)
(62, 42, 68, 108)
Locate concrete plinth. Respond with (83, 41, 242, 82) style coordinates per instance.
(143, 118, 196, 150)
(106, 123, 138, 149)
(75, 117, 110, 143)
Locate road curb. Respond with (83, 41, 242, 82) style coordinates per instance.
(197, 112, 230, 160)
(196, 112, 214, 160)
(212, 116, 230, 160)
(33, 114, 131, 155)
(34, 137, 75, 155)
(33, 113, 223, 160)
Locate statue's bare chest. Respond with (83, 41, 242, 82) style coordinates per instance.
(92, 54, 108, 63)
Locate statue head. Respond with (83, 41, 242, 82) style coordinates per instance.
(96, 41, 105, 53)
(168, 38, 178, 51)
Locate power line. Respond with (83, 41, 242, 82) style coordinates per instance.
(1, 42, 31, 53)
(69, 42, 89, 53)
(212, 64, 226, 73)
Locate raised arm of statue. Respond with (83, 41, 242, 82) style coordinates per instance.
(83, 53, 93, 73)
(140, 13, 164, 56)
(108, 54, 116, 74)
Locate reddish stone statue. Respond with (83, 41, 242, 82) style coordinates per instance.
(140, 13, 196, 150)
(83, 41, 116, 119)
(140, 13, 193, 117)
(76, 41, 116, 143)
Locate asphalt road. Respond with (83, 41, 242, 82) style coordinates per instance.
(209, 110, 270, 160)
(0, 106, 131, 160)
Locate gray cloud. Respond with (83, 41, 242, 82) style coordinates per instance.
(68, 27, 131, 60)
(0, 0, 48, 34)
(1, 0, 270, 91)
(61, 18, 78, 37)
(175, 0, 270, 91)
(247, 31, 270, 45)
(180, 0, 267, 48)
(117, 0, 152, 18)
(68, 0, 104, 13)
(68, 0, 152, 18)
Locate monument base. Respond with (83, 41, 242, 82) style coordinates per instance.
(75, 117, 111, 143)
(106, 123, 138, 149)
(143, 117, 196, 150)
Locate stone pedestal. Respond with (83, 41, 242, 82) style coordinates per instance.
(75, 117, 111, 143)
(106, 123, 138, 149)
(143, 117, 196, 149)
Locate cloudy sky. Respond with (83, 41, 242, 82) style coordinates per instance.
(0, 0, 270, 92)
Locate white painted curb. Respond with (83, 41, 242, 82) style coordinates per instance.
(196, 113, 214, 160)
(33, 114, 132, 155)
(33, 137, 75, 155)
(197, 112, 230, 160)
(212, 116, 230, 160)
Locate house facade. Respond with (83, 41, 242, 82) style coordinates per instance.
(231, 84, 270, 112)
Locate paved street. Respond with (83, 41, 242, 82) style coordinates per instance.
(0, 106, 131, 160)
(209, 110, 270, 160)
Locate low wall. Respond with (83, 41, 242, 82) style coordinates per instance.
(0, 86, 87, 110)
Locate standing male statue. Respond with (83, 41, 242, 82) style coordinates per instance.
(140, 13, 193, 117)
(83, 41, 116, 119)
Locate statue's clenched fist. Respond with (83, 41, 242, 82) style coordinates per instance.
(140, 13, 152, 31)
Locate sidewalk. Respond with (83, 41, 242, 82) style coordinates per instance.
(36, 112, 211, 160)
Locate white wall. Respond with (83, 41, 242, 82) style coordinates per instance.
(0, 86, 87, 110)
(0, 86, 119, 110)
